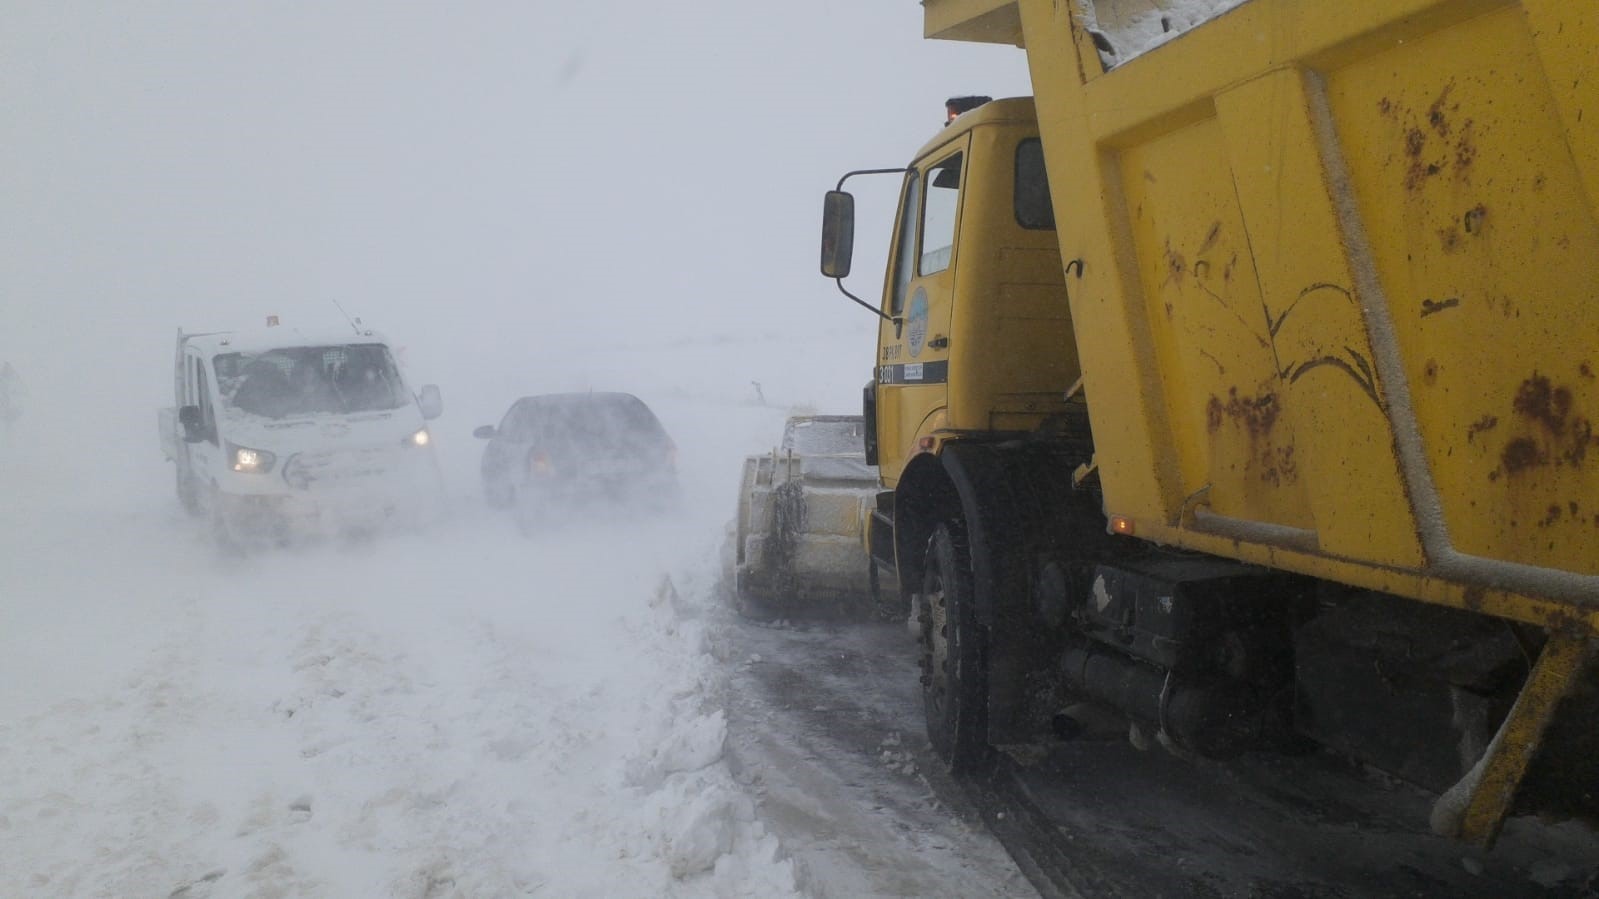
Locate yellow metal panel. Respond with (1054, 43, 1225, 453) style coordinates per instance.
(1522, 0, 1599, 215)
(1071, 0, 1508, 147)
(879, 383, 947, 486)
(924, 0, 1023, 44)
(949, 122, 1077, 433)
(1016, 0, 1185, 523)
(1117, 115, 1314, 530)
(1324, 5, 1599, 576)
(1214, 70, 1426, 568)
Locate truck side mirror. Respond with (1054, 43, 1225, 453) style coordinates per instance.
(177, 405, 205, 443)
(820, 190, 856, 279)
(417, 384, 443, 420)
(472, 425, 496, 439)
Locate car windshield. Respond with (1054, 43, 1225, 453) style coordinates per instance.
(214, 344, 409, 419)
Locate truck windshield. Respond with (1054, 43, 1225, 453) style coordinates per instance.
(214, 344, 409, 419)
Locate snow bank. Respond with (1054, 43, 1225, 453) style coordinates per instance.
(620, 572, 799, 891)
(1078, 0, 1249, 67)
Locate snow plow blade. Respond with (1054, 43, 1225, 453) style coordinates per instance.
(731, 415, 895, 617)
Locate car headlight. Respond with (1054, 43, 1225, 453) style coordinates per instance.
(403, 427, 431, 448)
(228, 442, 276, 474)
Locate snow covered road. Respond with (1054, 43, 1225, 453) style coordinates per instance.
(0, 357, 1032, 898)
(1, 499, 805, 897)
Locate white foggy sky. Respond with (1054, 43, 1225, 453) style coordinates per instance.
(2, 2, 1031, 380)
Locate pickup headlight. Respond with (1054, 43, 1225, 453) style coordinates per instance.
(403, 427, 431, 448)
(228, 443, 276, 474)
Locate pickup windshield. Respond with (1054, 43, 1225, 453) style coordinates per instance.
(214, 344, 409, 419)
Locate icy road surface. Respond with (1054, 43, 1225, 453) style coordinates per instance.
(0, 372, 1029, 898)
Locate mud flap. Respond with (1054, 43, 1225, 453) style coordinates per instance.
(1432, 632, 1597, 847)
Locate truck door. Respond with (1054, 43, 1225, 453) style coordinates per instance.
(876, 140, 966, 486)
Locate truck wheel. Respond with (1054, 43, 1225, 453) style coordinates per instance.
(919, 523, 989, 772)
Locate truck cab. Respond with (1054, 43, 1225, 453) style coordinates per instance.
(827, 98, 1095, 622)
(865, 98, 1078, 488)
(160, 324, 445, 546)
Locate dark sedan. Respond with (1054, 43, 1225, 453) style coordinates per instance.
(474, 392, 680, 531)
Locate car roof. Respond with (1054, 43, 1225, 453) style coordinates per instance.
(182, 326, 391, 357)
(513, 392, 649, 409)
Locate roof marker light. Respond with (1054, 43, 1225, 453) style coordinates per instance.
(944, 95, 993, 125)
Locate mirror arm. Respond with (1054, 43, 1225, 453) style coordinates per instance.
(833, 277, 896, 325)
(835, 167, 910, 191)
(825, 162, 914, 327)
(828, 166, 909, 327)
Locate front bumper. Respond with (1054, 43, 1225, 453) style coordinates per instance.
(216, 448, 443, 541)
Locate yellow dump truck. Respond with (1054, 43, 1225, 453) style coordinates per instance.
(820, 0, 1596, 847)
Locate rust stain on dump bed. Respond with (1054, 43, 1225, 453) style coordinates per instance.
(1466, 415, 1499, 444)
(1495, 372, 1598, 479)
(1206, 388, 1297, 487)
(1388, 83, 1477, 192)
(1514, 375, 1574, 435)
(1404, 127, 1436, 191)
(1207, 387, 1280, 438)
(1500, 437, 1544, 475)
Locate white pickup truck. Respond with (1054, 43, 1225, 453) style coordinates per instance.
(159, 323, 445, 546)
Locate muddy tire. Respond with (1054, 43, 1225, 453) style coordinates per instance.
(919, 523, 990, 772)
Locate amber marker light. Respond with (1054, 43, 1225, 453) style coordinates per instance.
(1110, 516, 1135, 536)
(918, 436, 936, 452)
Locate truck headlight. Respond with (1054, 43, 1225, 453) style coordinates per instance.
(403, 427, 431, 448)
(228, 443, 276, 473)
